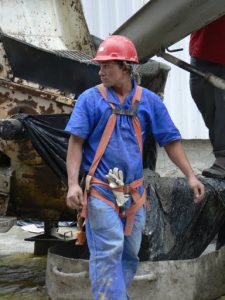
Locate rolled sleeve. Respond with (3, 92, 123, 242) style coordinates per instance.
(150, 95, 182, 147)
(65, 90, 95, 139)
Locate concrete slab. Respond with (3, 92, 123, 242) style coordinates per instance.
(0, 225, 34, 255)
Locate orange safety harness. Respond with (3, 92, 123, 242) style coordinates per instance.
(80, 83, 148, 237)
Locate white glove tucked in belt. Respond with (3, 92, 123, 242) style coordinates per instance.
(106, 167, 129, 207)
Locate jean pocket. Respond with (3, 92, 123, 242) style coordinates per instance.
(88, 196, 120, 232)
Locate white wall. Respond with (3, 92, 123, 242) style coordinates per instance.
(157, 38, 209, 139)
(81, 0, 209, 139)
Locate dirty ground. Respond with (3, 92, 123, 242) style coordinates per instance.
(1, 226, 225, 300)
(0, 226, 49, 300)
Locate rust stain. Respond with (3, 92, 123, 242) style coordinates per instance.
(22, 173, 36, 179)
(0, 79, 72, 106)
(0, 91, 10, 104)
(39, 103, 54, 114)
(17, 141, 41, 162)
(8, 105, 37, 116)
(23, 98, 38, 108)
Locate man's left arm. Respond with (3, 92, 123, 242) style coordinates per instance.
(164, 140, 205, 203)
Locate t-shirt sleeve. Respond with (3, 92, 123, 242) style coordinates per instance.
(150, 94, 182, 147)
(64, 90, 95, 139)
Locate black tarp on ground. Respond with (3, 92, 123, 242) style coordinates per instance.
(17, 114, 225, 261)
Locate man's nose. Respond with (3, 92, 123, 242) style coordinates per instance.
(99, 66, 104, 76)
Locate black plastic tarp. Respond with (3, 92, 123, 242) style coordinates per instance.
(17, 114, 70, 184)
(17, 113, 157, 184)
(139, 172, 225, 261)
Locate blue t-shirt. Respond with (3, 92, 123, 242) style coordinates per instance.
(65, 81, 181, 201)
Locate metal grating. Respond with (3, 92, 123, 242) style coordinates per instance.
(54, 50, 98, 65)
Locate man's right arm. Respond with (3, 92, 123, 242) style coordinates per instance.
(66, 135, 84, 210)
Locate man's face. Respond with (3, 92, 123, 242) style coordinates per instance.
(98, 61, 125, 88)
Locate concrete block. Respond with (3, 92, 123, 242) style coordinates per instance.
(46, 244, 225, 300)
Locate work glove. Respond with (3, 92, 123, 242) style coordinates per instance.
(106, 167, 129, 207)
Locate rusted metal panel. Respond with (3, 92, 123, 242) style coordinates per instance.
(0, 42, 10, 79)
(0, 78, 74, 108)
(0, 0, 95, 223)
(0, 77, 73, 163)
(8, 162, 72, 220)
(0, 167, 12, 215)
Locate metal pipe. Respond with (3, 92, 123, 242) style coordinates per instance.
(158, 51, 225, 90)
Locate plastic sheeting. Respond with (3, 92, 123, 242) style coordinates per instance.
(18, 114, 225, 261)
(140, 171, 225, 261)
(17, 114, 70, 184)
(17, 113, 157, 183)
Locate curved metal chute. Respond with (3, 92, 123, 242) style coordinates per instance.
(114, 0, 225, 62)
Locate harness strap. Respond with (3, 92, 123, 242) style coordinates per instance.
(81, 83, 146, 235)
(89, 187, 146, 235)
(120, 190, 146, 235)
(89, 176, 146, 235)
(133, 116, 142, 153)
(88, 114, 117, 177)
(89, 188, 120, 214)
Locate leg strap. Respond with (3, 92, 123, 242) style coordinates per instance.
(81, 177, 147, 236)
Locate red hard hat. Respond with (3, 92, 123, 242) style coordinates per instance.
(92, 35, 139, 64)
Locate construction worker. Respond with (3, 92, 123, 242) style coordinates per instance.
(65, 35, 204, 300)
(189, 15, 225, 179)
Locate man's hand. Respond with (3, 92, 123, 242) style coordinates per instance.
(66, 184, 84, 210)
(187, 175, 205, 203)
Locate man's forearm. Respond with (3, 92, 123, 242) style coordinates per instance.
(164, 140, 195, 179)
(67, 135, 84, 186)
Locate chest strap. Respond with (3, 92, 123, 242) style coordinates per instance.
(81, 84, 147, 236)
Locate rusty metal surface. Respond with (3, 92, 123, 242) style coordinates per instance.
(0, 42, 10, 79)
(0, 167, 11, 215)
(8, 161, 72, 220)
(0, 78, 74, 108)
(0, 76, 73, 163)
(0, 67, 74, 220)
(0, 0, 96, 223)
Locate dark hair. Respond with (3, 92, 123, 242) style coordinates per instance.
(115, 60, 132, 74)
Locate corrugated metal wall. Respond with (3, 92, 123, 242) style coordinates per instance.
(81, 0, 209, 139)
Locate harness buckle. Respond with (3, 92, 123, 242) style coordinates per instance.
(112, 108, 136, 116)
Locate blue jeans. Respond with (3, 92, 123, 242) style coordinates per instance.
(86, 195, 146, 300)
